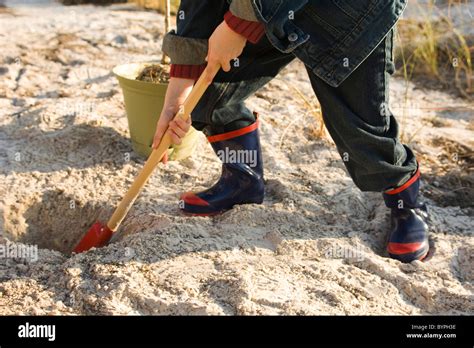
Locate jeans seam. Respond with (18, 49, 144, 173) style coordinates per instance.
(382, 35, 389, 128)
(385, 31, 395, 132)
(332, 0, 358, 22)
(382, 33, 398, 167)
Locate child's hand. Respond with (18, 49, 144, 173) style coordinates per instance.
(152, 77, 194, 163)
(207, 20, 247, 73)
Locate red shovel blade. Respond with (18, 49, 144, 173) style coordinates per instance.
(73, 221, 113, 254)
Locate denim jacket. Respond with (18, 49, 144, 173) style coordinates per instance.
(162, 0, 407, 87)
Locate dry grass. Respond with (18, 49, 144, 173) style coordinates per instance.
(58, 0, 127, 4)
(286, 82, 325, 139)
(135, 63, 170, 83)
(0, 2, 15, 14)
(395, 0, 473, 143)
(130, 0, 179, 13)
(395, 0, 473, 99)
(421, 136, 474, 209)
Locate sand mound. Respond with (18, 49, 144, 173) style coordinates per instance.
(0, 2, 473, 315)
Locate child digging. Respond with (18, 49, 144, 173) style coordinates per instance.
(153, 0, 429, 263)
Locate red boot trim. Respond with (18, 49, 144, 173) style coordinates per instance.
(385, 168, 421, 195)
(207, 120, 259, 143)
(387, 241, 424, 255)
(180, 192, 210, 206)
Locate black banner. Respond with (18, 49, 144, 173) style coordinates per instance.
(0, 315, 472, 346)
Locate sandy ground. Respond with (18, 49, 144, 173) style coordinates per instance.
(0, 2, 473, 315)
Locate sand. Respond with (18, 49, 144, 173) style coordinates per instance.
(0, 2, 473, 315)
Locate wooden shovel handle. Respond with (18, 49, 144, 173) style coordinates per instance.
(107, 65, 220, 232)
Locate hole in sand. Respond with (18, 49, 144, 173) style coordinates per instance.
(2, 190, 112, 254)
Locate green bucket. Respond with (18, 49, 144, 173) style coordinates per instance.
(113, 62, 201, 160)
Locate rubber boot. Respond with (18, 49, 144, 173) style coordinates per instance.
(383, 168, 429, 263)
(180, 119, 264, 215)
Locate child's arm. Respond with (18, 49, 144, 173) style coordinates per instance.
(163, 0, 264, 78)
(154, 0, 265, 152)
(162, 0, 227, 79)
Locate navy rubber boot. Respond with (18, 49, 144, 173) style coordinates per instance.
(180, 119, 264, 215)
(383, 168, 429, 263)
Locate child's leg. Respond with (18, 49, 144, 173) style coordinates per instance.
(181, 37, 295, 215)
(306, 30, 428, 262)
(306, 30, 417, 191)
(191, 37, 295, 136)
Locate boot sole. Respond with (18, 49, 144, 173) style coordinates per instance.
(180, 198, 263, 216)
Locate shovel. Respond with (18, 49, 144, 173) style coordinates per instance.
(73, 65, 220, 253)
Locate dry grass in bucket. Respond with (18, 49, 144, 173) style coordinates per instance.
(136, 64, 170, 84)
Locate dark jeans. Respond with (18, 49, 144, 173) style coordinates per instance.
(191, 30, 418, 192)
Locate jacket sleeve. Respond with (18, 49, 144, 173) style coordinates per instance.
(162, 0, 226, 64)
(225, 0, 265, 44)
(162, 0, 264, 80)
